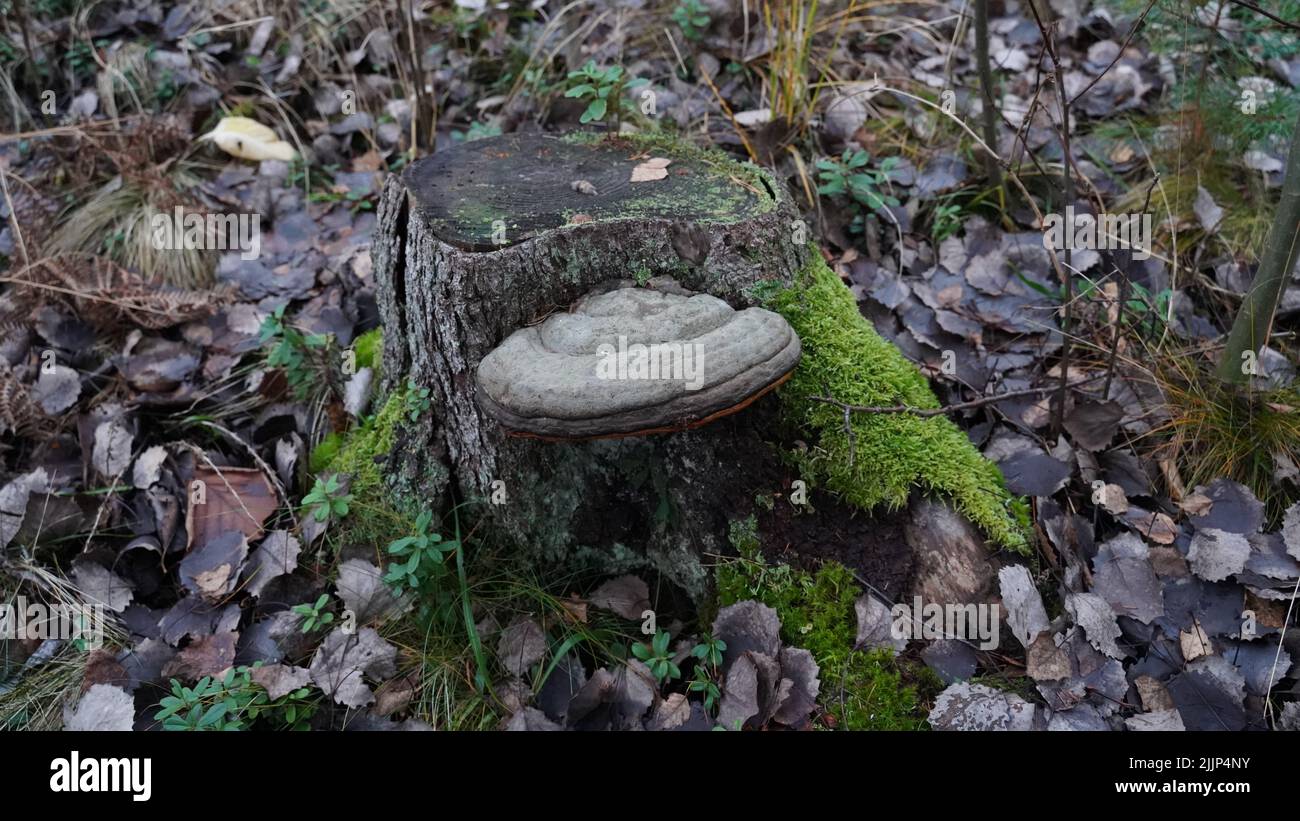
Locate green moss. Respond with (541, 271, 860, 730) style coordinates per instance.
(314, 389, 418, 547)
(308, 330, 385, 477)
(561, 131, 779, 217)
(309, 432, 345, 474)
(769, 253, 1029, 552)
(352, 327, 383, 381)
(716, 523, 941, 730)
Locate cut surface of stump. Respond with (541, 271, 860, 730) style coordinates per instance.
(475, 283, 801, 439)
(403, 133, 775, 251)
(373, 132, 809, 597)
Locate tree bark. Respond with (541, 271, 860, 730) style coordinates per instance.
(973, 0, 1003, 192)
(372, 133, 808, 597)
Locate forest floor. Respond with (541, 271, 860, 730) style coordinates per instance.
(1, 0, 1299, 732)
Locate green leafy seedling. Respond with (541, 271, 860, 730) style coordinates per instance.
(672, 0, 711, 41)
(154, 676, 242, 731)
(932, 201, 962, 242)
(291, 594, 334, 633)
(816, 149, 901, 212)
(563, 60, 646, 126)
(688, 666, 721, 713)
(302, 474, 353, 524)
(690, 634, 726, 668)
(384, 510, 458, 591)
(404, 379, 431, 422)
(631, 629, 680, 683)
(260, 305, 331, 400)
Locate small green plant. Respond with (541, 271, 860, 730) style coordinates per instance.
(308, 186, 375, 215)
(155, 676, 242, 731)
(155, 666, 317, 731)
(65, 41, 96, 78)
(1015, 269, 1173, 338)
(1124, 282, 1175, 337)
(816, 149, 901, 213)
(260, 305, 332, 400)
(404, 379, 431, 422)
(691, 634, 726, 668)
(454, 121, 503, 142)
(671, 0, 711, 41)
(563, 60, 645, 126)
(384, 510, 458, 591)
(931, 201, 963, 242)
(631, 629, 680, 683)
(688, 632, 726, 714)
(291, 594, 335, 633)
(302, 474, 353, 524)
(688, 666, 721, 712)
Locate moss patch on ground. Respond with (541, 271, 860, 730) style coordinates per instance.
(717, 517, 942, 730)
(769, 253, 1029, 552)
(312, 387, 419, 547)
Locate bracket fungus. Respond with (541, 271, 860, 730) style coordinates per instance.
(475, 281, 801, 439)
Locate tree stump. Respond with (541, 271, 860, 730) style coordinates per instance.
(372, 133, 808, 596)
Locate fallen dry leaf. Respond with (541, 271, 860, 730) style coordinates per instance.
(241, 530, 301, 598)
(497, 618, 547, 677)
(185, 464, 278, 552)
(250, 663, 311, 699)
(1179, 620, 1214, 661)
(336, 558, 407, 625)
(309, 626, 397, 708)
(92, 419, 133, 478)
(589, 575, 650, 620)
(71, 558, 134, 613)
(64, 684, 135, 731)
(161, 631, 238, 681)
(179, 531, 249, 603)
(1179, 491, 1214, 517)
(629, 157, 671, 183)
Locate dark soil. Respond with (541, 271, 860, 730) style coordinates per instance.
(755, 489, 914, 601)
(712, 398, 915, 599)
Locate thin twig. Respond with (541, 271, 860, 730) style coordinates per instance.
(1103, 175, 1160, 397)
(1023, 0, 1075, 436)
(698, 64, 758, 163)
(1225, 0, 1300, 33)
(1067, 0, 1158, 107)
(809, 375, 1104, 418)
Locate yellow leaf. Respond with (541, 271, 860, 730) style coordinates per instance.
(201, 116, 297, 162)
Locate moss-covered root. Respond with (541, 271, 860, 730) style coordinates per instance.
(771, 253, 1029, 552)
